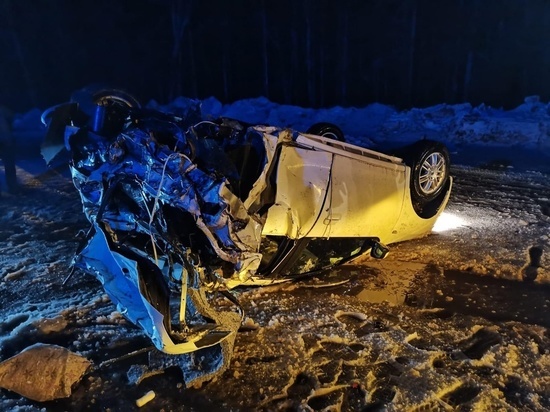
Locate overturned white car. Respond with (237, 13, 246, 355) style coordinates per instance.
(42, 88, 452, 384)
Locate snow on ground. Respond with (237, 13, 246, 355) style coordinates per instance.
(0, 96, 549, 410)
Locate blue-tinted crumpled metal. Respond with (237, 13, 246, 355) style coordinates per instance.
(67, 118, 260, 383)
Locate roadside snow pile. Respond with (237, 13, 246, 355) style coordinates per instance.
(376, 96, 550, 148)
(191, 94, 550, 149)
(14, 93, 550, 157)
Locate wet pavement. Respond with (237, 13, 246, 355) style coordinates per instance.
(419, 269, 550, 328)
(303, 262, 550, 329)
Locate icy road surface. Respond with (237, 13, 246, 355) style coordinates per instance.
(0, 161, 549, 411)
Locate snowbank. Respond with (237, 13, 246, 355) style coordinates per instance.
(9, 94, 550, 170)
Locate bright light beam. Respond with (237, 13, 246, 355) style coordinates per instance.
(432, 212, 467, 233)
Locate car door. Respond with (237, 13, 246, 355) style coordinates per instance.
(261, 143, 332, 239)
(322, 153, 407, 240)
(294, 135, 408, 242)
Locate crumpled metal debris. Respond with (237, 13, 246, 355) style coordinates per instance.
(0, 343, 91, 402)
(44, 94, 278, 384)
(69, 119, 266, 342)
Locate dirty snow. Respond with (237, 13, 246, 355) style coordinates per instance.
(0, 96, 549, 411)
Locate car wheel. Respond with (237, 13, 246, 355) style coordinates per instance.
(409, 141, 450, 204)
(91, 89, 141, 110)
(71, 85, 141, 109)
(306, 122, 346, 142)
(73, 86, 141, 137)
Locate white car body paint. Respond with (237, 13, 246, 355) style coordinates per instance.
(261, 132, 451, 244)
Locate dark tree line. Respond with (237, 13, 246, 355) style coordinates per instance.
(1, 0, 550, 111)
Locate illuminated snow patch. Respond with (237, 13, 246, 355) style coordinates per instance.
(432, 212, 467, 233)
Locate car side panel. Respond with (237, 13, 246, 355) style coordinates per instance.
(261, 146, 332, 238)
(386, 175, 453, 244)
(306, 153, 407, 239)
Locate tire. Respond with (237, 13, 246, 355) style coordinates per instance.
(91, 89, 141, 110)
(408, 140, 450, 204)
(306, 122, 346, 142)
(72, 86, 141, 137)
(71, 85, 141, 110)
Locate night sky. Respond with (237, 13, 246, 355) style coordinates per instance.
(1, 0, 550, 112)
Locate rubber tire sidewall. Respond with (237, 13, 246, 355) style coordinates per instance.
(91, 89, 141, 109)
(306, 122, 346, 142)
(409, 141, 450, 205)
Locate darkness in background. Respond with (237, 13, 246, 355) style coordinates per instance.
(1, 0, 549, 111)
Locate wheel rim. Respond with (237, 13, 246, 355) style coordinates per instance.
(322, 132, 339, 140)
(418, 152, 446, 195)
(96, 95, 136, 108)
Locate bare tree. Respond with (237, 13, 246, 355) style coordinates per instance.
(0, 1, 36, 106)
(407, 0, 417, 106)
(303, 0, 315, 106)
(260, 0, 269, 98)
(339, 7, 349, 105)
(287, 27, 299, 104)
(168, 0, 192, 99)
